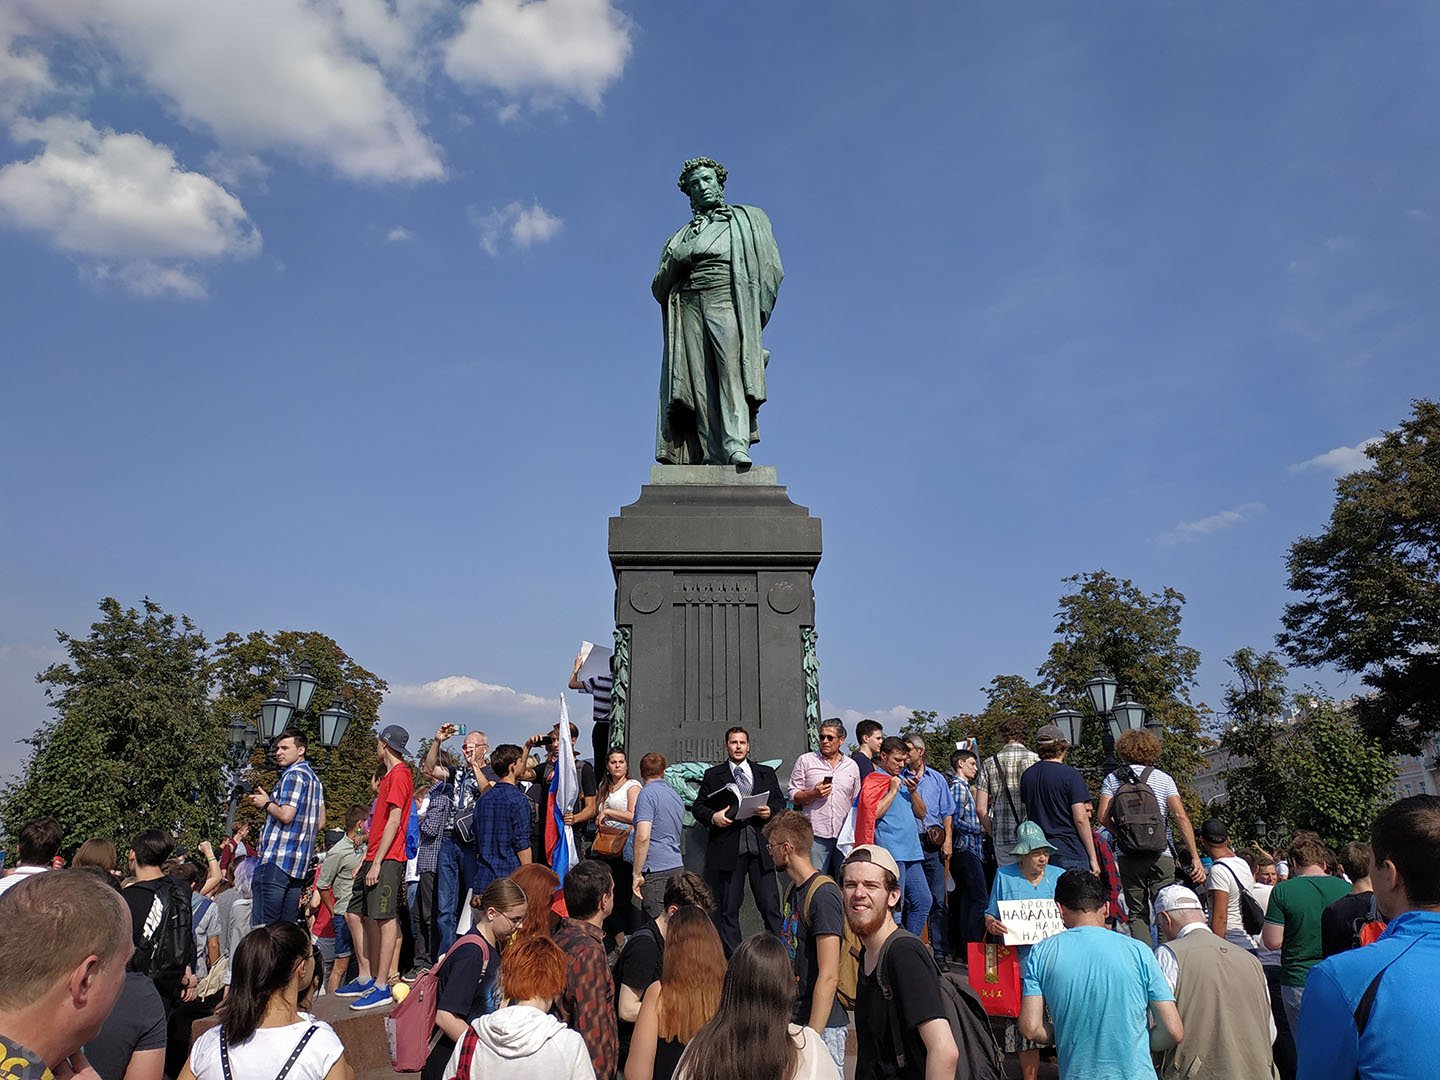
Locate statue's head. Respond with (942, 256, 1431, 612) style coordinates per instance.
(678, 156, 727, 212)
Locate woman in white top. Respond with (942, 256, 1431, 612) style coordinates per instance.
(445, 935, 595, 1079)
(181, 922, 353, 1080)
(594, 749, 643, 943)
(673, 934, 838, 1080)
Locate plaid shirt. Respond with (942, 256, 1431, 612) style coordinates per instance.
(949, 773, 984, 859)
(1093, 828, 1127, 923)
(417, 780, 450, 875)
(976, 743, 1038, 851)
(258, 759, 323, 877)
(553, 917, 618, 1080)
(473, 781, 532, 895)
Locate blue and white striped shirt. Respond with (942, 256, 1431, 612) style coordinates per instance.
(258, 759, 323, 878)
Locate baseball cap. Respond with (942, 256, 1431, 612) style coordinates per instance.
(843, 844, 901, 882)
(1034, 723, 1069, 747)
(379, 724, 410, 758)
(1199, 818, 1230, 844)
(1154, 885, 1204, 914)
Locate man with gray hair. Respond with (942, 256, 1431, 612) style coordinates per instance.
(788, 717, 861, 877)
(1153, 884, 1277, 1079)
(0, 869, 133, 1080)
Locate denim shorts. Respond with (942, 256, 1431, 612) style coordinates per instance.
(332, 912, 353, 958)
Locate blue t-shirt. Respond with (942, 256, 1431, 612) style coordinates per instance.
(629, 780, 684, 872)
(1295, 910, 1440, 1080)
(985, 863, 1065, 964)
(1022, 925, 1174, 1080)
(873, 768, 924, 863)
(1018, 760, 1091, 869)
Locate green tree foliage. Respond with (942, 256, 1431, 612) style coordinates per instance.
(1279, 399, 1440, 753)
(1279, 699, 1397, 850)
(210, 630, 387, 834)
(1, 598, 224, 853)
(1038, 571, 1210, 792)
(1216, 649, 1396, 849)
(1216, 647, 1295, 838)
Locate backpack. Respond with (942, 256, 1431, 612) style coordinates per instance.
(1108, 766, 1167, 854)
(795, 873, 862, 1010)
(873, 930, 1005, 1080)
(385, 932, 491, 1072)
(132, 878, 193, 997)
(1213, 860, 1266, 936)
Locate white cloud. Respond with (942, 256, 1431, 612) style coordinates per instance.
(386, 675, 557, 714)
(0, 7, 54, 117)
(470, 199, 562, 255)
(386, 225, 413, 242)
(12, 0, 444, 182)
(0, 116, 259, 296)
(1156, 501, 1265, 546)
(1291, 437, 1382, 475)
(443, 0, 631, 109)
(819, 701, 916, 732)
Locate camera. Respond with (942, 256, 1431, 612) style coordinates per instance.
(234, 779, 256, 795)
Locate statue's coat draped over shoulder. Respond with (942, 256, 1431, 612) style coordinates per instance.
(652, 195, 784, 465)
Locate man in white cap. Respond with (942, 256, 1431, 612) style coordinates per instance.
(1153, 884, 1277, 1080)
(841, 844, 960, 1080)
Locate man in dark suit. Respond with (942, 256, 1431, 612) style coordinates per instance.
(692, 725, 788, 954)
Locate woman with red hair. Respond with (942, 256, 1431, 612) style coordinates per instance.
(624, 907, 727, 1080)
(510, 862, 564, 937)
(444, 935, 595, 1078)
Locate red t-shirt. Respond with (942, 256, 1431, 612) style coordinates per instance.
(366, 763, 414, 863)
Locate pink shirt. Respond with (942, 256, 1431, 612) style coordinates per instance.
(787, 751, 862, 840)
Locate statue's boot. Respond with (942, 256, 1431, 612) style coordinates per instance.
(728, 450, 752, 467)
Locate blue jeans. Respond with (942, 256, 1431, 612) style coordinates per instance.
(898, 859, 933, 937)
(811, 836, 843, 879)
(333, 911, 353, 958)
(435, 834, 478, 955)
(251, 861, 304, 926)
(920, 849, 949, 959)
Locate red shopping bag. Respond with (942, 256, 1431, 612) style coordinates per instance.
(966, 939, 1021, 1018)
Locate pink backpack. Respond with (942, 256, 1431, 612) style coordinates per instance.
(385, 933, 491, 1072)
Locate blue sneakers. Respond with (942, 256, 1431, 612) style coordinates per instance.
(350, 984, 393, 1011)
(333, 977, 374, 998)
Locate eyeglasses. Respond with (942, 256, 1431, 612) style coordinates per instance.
(818, 734, 841, 741)
(766, 839, 790, 851)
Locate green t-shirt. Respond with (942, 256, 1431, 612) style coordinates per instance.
(1265, 874, 1352, 986)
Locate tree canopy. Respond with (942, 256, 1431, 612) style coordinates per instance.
(1216, 648, 1396, 850)
(1279, 398, 1440, 752)
(1039, 571, 1210, 791)
(2, 598, 385, 860)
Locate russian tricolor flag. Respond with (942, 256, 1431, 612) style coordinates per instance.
(545, 696, 580, 883)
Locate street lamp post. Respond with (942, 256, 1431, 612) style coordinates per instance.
(1077, 666, 1156, 771)
(227, 661, 352, 826)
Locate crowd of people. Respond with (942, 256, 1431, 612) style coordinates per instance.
(2, 703, 1438, 1080)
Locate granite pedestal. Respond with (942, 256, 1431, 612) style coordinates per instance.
(608, 464, 823, 772)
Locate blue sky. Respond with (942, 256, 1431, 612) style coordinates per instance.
(0, 2, 1433, 776)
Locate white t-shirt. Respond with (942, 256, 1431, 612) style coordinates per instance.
(0, 865, 49, 897)
(192, 896, 222, 977)
(600, 779, 641, 829)
(188, 1018, 344, 1080)
(1205, 855, 1258, 949)
(675, 1024, 837, 1080)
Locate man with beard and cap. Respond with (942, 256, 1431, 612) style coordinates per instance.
(842, 844, 959, 1080)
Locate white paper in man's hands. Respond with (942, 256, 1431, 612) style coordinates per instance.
(576, 641, 613, 686)
(723, 783, 771, 820)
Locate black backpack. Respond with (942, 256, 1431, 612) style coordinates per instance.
(873, 930, 1004, 1080)
(1108, 766, 1168, 854)
(130, 878, 194, 997)
(1213, 860, 1267, 936)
